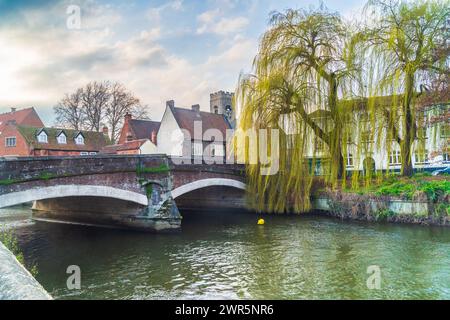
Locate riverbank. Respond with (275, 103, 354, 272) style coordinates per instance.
(0, 241, 52, 300)
(312, 175, 449, 227)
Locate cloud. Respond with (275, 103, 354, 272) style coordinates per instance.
(0, 0, 257, 123)
(146, 0, 184, 24)
(196, 9, 249, 35)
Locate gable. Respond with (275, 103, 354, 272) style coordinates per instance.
(170, 106, 231, 141)
(0, 107, 44, 128)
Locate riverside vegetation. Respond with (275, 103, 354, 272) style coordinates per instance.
(0, 227, 38, 276)
(316, 173, 450, 225)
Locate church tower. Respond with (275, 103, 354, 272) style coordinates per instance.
(210, 91, 235, 128)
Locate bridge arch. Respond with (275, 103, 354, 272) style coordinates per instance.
(0, 185, 148, 208)
(171, 178, 246, 199)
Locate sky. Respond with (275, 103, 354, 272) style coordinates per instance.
(0, 0, 364, 124)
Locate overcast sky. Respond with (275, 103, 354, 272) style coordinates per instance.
(0, 0, 363, 124)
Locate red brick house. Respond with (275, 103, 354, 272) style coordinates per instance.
(0, 107, 44, 128)
(101, 139, 157, 155)
(118, 113, 160, 144)
(0, 107, 109, 157)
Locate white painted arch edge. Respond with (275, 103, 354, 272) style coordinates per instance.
(0, 185, 149, 208)
(171, 178, 246, 199)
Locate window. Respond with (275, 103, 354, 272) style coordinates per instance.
(5, 137, 16, 147)
(389, 150, 402, 165)
(75, 134, 84, 145)
(215, 144, 224, 157)
(80, 152, 88, 156)
(346, 153, 354, 167)
(191, 141, 203, 156)
(440, 124, 450, 138)
(37, 131, 48, 143)
(57, 133, 66, 144)
(443, 153, 449, 163)
(314, 136, 325, 152)
(89, 152, 97, 155)
(414, 150, 429, 164)
(225, 105, 232, 119)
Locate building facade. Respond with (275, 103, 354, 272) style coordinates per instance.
(107, 92, 234, 160)
(0, 107, 110, 157)
(299, 102, 450, 174)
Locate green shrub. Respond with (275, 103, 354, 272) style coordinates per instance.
(433, 203, 450, 218)
(375, 209, 396, 221)
(0, 228, 38, 276)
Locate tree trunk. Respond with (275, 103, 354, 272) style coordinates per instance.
(400, 140, 414, 176)
(401, 72, 416, 177)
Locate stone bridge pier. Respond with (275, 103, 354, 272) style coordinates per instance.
(0, 155, 246, 232)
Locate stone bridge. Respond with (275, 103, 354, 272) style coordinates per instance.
(0, 155, 246, 231)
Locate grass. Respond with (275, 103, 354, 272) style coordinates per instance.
(136, 163, 170, 175)
(373, 177, 449, 201)
(0, 178, 19, 186)
(338, 174, 450, 202)
(0, 227, 38, 276)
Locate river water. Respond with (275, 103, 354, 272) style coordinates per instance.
(1, 206, 449, 300)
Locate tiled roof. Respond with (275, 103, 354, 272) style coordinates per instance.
(170, 106, 231, 141)
(17, 126, 110, 152)
(129, 119, 160, 140)
(101, 139, 148, 154)
(0, 107, 44, 128)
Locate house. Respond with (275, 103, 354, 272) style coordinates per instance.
(1, 122, 109, 157)
(293, 99, 449, 174)
(0, 107, 44, 129)
(101, 139, 157, 155)
(117, 113, 160, 144)
(157, 101, 231, 158)
(104, 91, 234, 159)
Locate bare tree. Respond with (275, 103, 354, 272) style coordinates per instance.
(82, 81, 111, 132)
(106, 82, 149, 143)
(54, 81, 149, 143)
(54, 88, 85, 130)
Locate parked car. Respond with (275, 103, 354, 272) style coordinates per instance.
(431, 167, 450, 176)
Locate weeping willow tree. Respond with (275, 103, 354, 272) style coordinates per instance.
(236, 7, 364, 213)
(362, 0, 449, 176)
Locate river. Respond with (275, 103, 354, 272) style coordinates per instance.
(1, 206, 449, 299)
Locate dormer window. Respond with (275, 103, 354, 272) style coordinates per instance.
(37, 130, 48, 143)
(75, 133, 85, 145)
(57, 132, 67, 144)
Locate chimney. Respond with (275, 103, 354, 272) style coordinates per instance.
(11, 107, 16, 113)
(151, 130, 157, 145)
(191, 104, 200, 112)
(166, 100, 175, 108)
(102, 126, 109, 136)
(124, 112, 132, 123)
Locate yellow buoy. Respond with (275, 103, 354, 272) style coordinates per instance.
(257, 218, 265, 225)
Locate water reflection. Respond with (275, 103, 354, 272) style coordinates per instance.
(0, 208, 449, 299)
